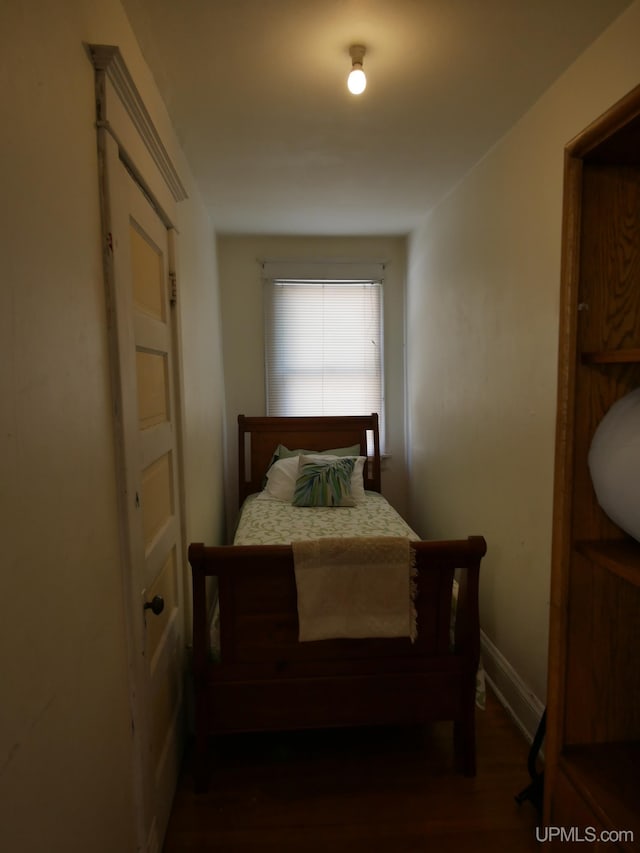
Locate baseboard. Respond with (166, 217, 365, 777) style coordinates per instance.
(480, 630, 545, 745)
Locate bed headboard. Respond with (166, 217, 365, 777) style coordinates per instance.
(237, 414, 381, 505)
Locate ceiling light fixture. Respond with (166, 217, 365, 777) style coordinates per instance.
(347, 45, 367, 95)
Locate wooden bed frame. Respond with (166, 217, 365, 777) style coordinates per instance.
(189, 414, 486, 790)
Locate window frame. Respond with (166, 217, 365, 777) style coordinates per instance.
(263, 273, 386, 450)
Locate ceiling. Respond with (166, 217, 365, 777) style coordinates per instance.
(121, 0, 632, 236)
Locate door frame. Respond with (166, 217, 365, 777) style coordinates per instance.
(87, 44, 189, 851)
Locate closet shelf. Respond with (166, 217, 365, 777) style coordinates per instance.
(560, 743, 640, 850)
(576, 540, 640, 586)
(581, 348, 640, 364)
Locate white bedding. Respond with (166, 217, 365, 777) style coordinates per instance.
(233, 490, 419, 545)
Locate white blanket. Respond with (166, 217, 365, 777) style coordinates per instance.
(292, 536, 417, 642)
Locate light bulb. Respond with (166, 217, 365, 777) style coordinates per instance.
(347, 65, 366, 95)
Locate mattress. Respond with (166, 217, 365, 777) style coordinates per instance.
(233, 490, 419, 545)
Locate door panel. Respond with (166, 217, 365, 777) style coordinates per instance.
(136, 351, 169, 429)
(130, 221, 166, 322)
(141, 453, 174, 549)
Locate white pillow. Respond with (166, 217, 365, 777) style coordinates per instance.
(259, 455, 300, 501)
(588, 387, 640, 542)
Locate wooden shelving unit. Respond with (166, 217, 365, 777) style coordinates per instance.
(544, 84, 640, 851)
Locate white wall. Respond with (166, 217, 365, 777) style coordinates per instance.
(217, 234, 409, 527)
(176, 205, 227, 549)
(0, 2, 225, 851)
(406, 1, 640, 724)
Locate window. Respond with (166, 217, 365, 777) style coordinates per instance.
(264, 275, 384, 447)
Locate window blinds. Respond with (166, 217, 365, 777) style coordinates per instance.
(264, 279, 384, 436)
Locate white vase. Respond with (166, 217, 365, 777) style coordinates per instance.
(588, 387, 640, 543)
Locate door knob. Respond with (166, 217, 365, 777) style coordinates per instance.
(144, 595, 165, 616)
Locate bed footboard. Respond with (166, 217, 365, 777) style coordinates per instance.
(188, 536, 486, 790)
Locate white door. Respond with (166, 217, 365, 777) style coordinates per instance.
(101, 132, 185, 852)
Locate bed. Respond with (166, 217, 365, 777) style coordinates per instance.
(188, 414, 486, 790)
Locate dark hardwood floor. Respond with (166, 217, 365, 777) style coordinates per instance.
(163, 687, 542, 852)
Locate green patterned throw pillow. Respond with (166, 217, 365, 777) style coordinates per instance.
(292, 456, 356, 507)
